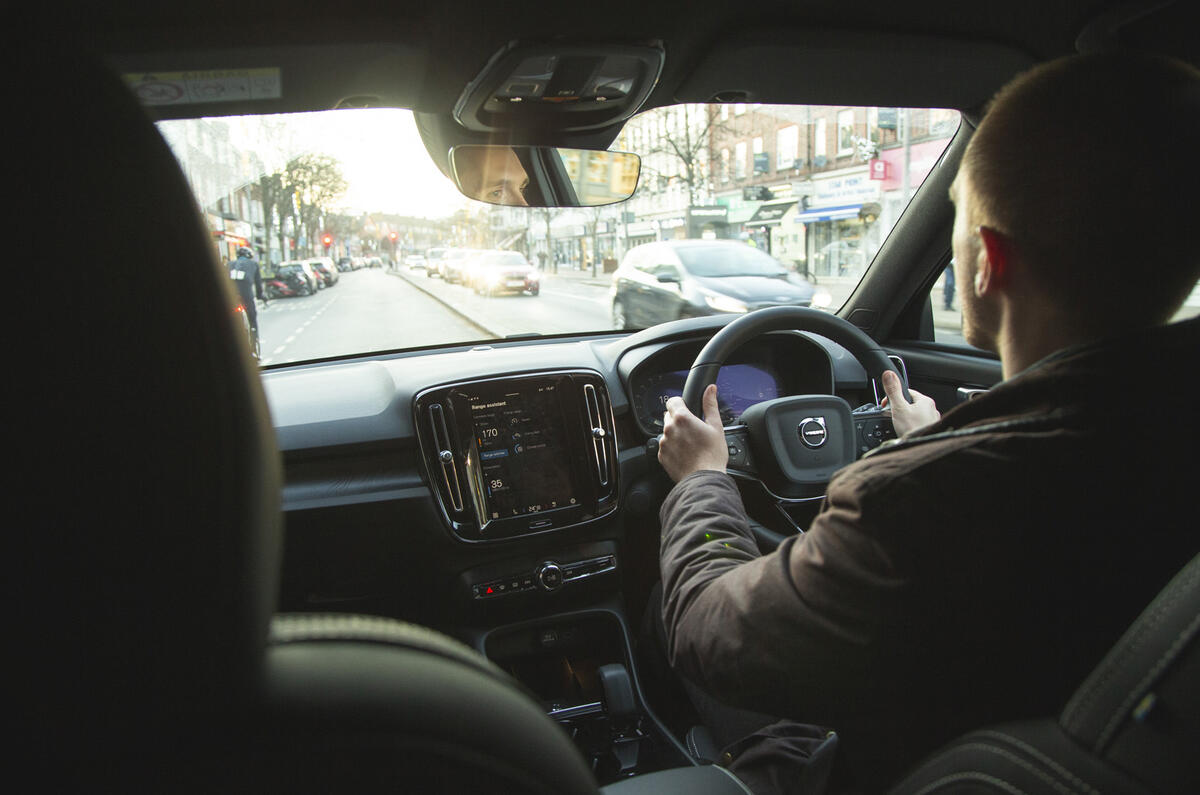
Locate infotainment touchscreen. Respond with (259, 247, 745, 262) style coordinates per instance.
(463, 381, 576, 520)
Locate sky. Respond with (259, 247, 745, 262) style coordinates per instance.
(229, 108, 471, 219)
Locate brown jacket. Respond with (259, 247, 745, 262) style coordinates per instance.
(659, 318, 1200, 789)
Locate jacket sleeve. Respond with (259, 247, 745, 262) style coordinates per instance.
(658, 467, 918, 725)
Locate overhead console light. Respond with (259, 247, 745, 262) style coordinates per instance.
(454, 41, 664, 133)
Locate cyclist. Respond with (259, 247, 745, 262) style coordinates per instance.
(228, 246, 266, 353)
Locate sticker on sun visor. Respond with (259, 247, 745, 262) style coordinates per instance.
(123, 69, 282, 106)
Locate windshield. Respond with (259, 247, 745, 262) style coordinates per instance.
(675, 244, 787, 278)
(157, 103, 958, 365)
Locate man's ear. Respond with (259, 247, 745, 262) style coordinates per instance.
(975, 226, 1013, 296)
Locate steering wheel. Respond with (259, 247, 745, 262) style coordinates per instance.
(681, 307, 911, 500)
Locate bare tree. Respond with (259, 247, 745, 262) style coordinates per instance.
(638, 105, 729, 206)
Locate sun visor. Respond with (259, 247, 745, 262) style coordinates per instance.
(673, 30, 1036, 112)
(107, 44, 426, 120)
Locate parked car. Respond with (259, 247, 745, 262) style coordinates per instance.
(610, 240, 817, 329)
(367, 256, 383, 268)
(470, 250, 540, 296)
(336, 256, 353, 272)
(272, 260, 320, 296)
(350, 257, 366, 270)
(307, 257, 340, 287)
(441, 248, 482, 284)
(425, 247, 448, 277)
(404, 254, 427, 271)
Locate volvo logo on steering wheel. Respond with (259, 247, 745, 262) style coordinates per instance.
(797, 416, 828, 449)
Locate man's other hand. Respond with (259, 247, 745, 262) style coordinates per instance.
(880, 369, 941, 437)
(658, 384, 728, 482)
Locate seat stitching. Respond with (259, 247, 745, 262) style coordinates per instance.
(1096, 609, 1200, 750)
(909, 771, 1028, 795)
(972, 731, 1100, 795)
(1061, 564, 1198, 734)
(913, 742, 1084, 795)
(1061, 576, 1186, 729)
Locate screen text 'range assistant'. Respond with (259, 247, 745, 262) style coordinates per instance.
(468, 384, 575, 519)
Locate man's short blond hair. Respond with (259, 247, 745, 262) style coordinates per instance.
(962, 52, 1200, 325)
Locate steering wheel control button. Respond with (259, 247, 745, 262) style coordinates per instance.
(537, 562, 564, 591)
(798, 416, 828, 449)
(854, 416, 898, 452)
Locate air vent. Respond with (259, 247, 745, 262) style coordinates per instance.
(428, 403, 464, 512)
(582, 383, 610, 487)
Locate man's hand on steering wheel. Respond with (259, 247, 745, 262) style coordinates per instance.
(880, 370, 940, 437)
(658, 384, 728, 482)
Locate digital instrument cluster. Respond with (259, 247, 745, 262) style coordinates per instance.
(627, 336, 834, 434)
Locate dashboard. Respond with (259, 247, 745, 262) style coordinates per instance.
(260, 317, 875, 627)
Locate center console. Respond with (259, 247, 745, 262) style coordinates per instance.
(480, 609, 693, 785)
(414, 370, 618, 542)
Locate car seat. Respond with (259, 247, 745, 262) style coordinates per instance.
(19, 48, 597, 793)
(888, 550, 1199, 794)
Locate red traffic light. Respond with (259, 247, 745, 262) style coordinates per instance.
(389, 232, 397, 241)
(322, 234, 332, 247)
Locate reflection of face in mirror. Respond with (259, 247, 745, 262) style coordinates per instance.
(454, 146, 530, 206)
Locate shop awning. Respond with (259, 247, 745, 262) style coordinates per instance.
(794, 203, 862, 223)
(745, 200, 796, 225)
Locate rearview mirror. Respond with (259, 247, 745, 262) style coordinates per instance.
(449, 145, 640, 208)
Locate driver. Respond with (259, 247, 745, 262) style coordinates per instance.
(654, 52, 1200, 793)
(452, 145, 530, 206)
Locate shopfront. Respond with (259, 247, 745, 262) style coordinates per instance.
(625, 220, 658, 250)
(794, 168, 880, 278)
(742, 199, 796, 259)
(207, 214, 255, 264)
(686, 205, 730, 240)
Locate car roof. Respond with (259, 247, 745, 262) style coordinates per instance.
(78, 3, 1195, 176)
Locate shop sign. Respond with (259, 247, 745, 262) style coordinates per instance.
(811, 171, 879, 207)
(688, 206, 728, 220)
(869, 159, 888, 180)
(875, 138, 951, 192)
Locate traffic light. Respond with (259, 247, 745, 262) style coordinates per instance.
(322, 233, 333, 248)
(388, 231, 397, 241)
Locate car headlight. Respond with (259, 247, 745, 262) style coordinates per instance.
(703, 293, 748, 313)
(810, 289, 833, 309)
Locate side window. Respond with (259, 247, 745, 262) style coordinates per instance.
(932, 259, 968, 346)
(633, 249, 656, 273)
(934, 268, 1200, 345)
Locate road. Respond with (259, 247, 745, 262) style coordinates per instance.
(256, 266, 614, 365)
(395, 267, 611, 338)
(257, 268, 488, 365)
